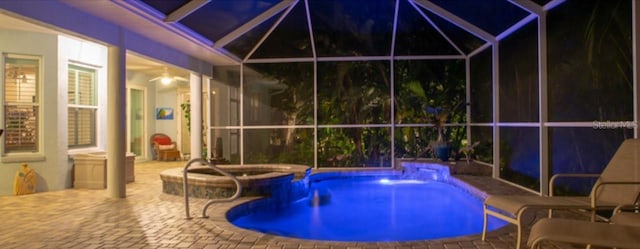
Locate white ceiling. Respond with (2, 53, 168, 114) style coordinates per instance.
(0, 11, 189, 81)
(60, 0, 238, 66)
(126, 52, 189, 80)
(0, 11, 56, 35)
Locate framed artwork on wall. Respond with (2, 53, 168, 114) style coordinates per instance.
(156, 107, 174, 120)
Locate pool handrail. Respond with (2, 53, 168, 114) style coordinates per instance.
(182, 158, 243, 219)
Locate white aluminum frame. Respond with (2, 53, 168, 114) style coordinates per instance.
(198, 0, 635, 196)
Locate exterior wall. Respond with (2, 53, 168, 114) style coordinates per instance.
(127, 71, 156, 160)
(59, 35, 109, 189)
(126, 71, 190, 160)
(154, 86, 180, 149)
(0, 29, 109, 196)
(0, 1, 216, 196)
(0, 29, 59, 195)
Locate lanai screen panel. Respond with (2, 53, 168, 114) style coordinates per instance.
(211, 66, 241, 127)
(394, 60, 466, 124)
(428, 0, 529, 36)
(243, 63, 314, 126)
(394, 59, 466, 159)
(499, 21, 539, 123)
(471, 126, 493, 164)
(210, 65, 243, 163)
(250, 2, 313, 59)
(419, 8, 485, 55)
(547, 0, 632, 122)
(469, 48, 492, 124)
(546, 0, 633, 194)
(500, 127, 540, 191)
(244, 128, 314, 165)
(550, 127, 629, 195)
(224, 15, 280, 59)
(468, 46, 493, 165)
(317, 61, 391, 125)
(497, 19, 540, 191)
(174, 0, 281, 42)
(317, 127, 392, 168)
(394, 0, 459, 56)
(309, 0, 396, 57)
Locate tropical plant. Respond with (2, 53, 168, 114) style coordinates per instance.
(459, 140, 480, 164)
(403, 78, 465, 160)
(425, 106, 448, 145)
(316, 61, 391, 167)
(180, 101, 207, 158)
(245, 63, 314, 158)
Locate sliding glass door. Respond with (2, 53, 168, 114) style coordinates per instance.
(127, 87, 146, 159)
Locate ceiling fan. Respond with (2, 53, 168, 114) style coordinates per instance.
(148, 67, 188, 85)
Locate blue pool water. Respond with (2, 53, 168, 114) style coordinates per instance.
(230, 176, 506, 242)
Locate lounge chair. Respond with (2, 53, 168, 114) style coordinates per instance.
(527, 205, 640, 249)
(611, 204, 640, 225)
(526, 218, 640, 249)
(482, 138, 640, 249)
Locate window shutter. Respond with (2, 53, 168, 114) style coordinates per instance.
(68, 65, 97, 148)
(4, 56, 39, 153)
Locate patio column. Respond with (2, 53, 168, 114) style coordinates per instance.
(106, 30, 127, 198)
(492, 44, 500, 179)
(634, 0, 640, 138)
(190, 73, 203, 160)
(538, 12, 549, 196)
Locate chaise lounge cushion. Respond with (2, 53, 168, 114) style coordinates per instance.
(527, 218, 640, 249)
(611, 211, 640, 226)
(485, 195, 593, 216)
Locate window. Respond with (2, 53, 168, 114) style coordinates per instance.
(3, 54, 40, 153)
(68, 65, 97, 148)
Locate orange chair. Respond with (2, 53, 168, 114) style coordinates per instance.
(150, 133, 181, 161)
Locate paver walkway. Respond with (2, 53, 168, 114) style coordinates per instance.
(0, 161, 580, 249)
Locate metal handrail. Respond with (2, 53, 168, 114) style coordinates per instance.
(183, 158, 243, 219)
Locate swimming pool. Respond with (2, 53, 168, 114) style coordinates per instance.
(229, 172, 507, 242)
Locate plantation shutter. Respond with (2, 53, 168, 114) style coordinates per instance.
(3, 56, 39, 153)
(68, 65, 96, 148)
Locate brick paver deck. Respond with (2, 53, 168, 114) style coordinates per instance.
(0, 161, 579, 249)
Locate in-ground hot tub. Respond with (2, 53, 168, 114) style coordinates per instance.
(160, 164, 311, 203)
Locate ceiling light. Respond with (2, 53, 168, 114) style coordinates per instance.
(161, 77, 172, 85)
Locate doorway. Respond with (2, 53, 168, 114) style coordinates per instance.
(127, 86, 146, 159)
(178, 88, 209, 160)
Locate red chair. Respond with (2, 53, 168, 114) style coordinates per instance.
(150, 133, 181, 161)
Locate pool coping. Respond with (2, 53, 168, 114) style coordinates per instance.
(160, 164, 311, 187)
(160, 164, 313, 199)
(205, 168, 519, 247)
